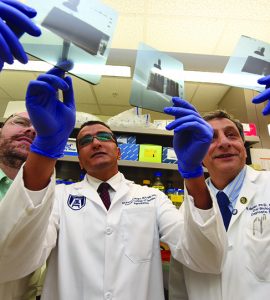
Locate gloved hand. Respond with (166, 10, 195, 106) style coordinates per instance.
(26, 66, 76, 159)
(252, 75, 270, 115)
(164, 97, 213, 179)
(0, 0, 41, 69)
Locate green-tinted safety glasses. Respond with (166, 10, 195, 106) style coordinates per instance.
(77, 131, 117, 148)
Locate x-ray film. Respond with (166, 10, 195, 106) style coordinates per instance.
(241, 56, 270, 76)
(21, 0, 118, 84)
(130, 43, 184, 113)
(223, 35, 270, 92)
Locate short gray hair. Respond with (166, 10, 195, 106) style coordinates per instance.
(202, 110, 245, 142)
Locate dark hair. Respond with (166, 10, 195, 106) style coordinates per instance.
(2, 114, 15, 128)
(76, 120, 117, 150)
(202, 110, 245, 142)
(78, 120, 112, 132)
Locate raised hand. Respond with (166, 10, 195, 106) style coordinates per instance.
(0, 0, 41, 69)
(164, 97, 213, 179)
(252, 75, 270, 115)
(26, 66, 76, 159)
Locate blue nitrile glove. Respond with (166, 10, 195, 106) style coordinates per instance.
(0, 0, 41, 69)
(164, 97, 213, 179)
(26, 66, 76, 159)
(252, 75, 270, 115)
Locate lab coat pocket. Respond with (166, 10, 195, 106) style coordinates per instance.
(121, 207, 156, 263)
(245, 215, 270, 281)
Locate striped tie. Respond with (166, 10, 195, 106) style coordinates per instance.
(97, 182, 111, 210)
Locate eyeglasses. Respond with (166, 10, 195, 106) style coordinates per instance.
(8, 116, 33, 128)
(77, 132, 116, 148)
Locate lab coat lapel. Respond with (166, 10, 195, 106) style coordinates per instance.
(110, 179, 131, 207)
(73, 174, 132, 209)
(73, 177, 104, 208)
(228, 166, 258, 229)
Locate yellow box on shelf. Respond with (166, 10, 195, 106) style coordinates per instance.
(139, 144, 162, 163)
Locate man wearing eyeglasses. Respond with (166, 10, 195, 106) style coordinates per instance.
(0, 59, 230, 299)
(0, 0, 43, 299)
(0, 113, 47, 300)
(0, 113, 35, 183)
(0, 0, 41, 200)
(76, 121, 121, 177)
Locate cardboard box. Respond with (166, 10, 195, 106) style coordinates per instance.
(153, 120, 168, 130)
(119, 144, 139, 161)
(242, 123, 257, 136)
(162, 147, 177, 164)
(116, 135, 136, 144)
(64, 139, 78, 156)
(139, 144, 162, 163)
(153, 120, 173, 130)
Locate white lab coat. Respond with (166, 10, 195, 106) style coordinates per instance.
(0, 266, 45, 300)
(0, 169, 227, 300)
(0, 275, 35, 300)
(169, 165, 270, 300)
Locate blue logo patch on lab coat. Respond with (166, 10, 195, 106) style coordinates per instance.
(67, 195, 86, 210)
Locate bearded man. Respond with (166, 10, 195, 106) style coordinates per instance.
(0, 112, 35, 197)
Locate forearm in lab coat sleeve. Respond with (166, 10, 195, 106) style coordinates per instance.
(0, 166, 57, 282)
(161, 186, 228, 274)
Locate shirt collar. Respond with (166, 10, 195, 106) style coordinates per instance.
(207, 165, 247, 203)
(85, 172, 122, 192)
(0, 168, 13, 186)
(0, 169, 6, 181)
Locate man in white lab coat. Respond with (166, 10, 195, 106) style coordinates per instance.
(0, 64, 228, 298)
(167, 82, 270, 300)
(0, 112, 45, 300)
(0, 1, 43, 299)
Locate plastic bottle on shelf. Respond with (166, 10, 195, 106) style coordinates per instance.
(165, 180, 175, 200)
(142, 179, 151, 187)
(171, 188, 184, 208)
(152, 171, 165, 192)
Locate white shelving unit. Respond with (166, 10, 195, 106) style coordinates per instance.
(0, 117, 260, 184)
(58, 127, 260, 184)
(59, 155, 179, 170)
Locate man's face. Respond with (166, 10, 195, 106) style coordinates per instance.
(0, 112, 36, 166)
(77, 124, 120, 180)
(203, 118, 247, 179)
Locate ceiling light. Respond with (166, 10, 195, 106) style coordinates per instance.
(2, 61, 263, 90)
(183, 71, 263, 91)
(268, 124, 270, 136)
(72, 64, 131, 77)
(3, 60, 51, 72)
(3, 60, 131, 77)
